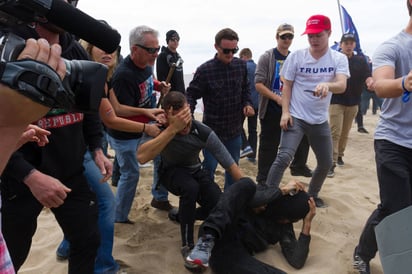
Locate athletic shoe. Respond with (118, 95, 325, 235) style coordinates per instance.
(246, 157, 256, 163)
(313, 197, 327, 208)
(150, 198, 173, 211)
(358, 127, 369, 134)
(168, 207, 180, 223)
(181, 245, 203, 272)
(337, 157, 344, 166)
(56, 239, 70, 261)
(290, 165, 313, 177)
(353, 247, 370, 274)
(240, 146, 254, 158)
(186, 234, 215, 268)
(327, 165, 335, 178)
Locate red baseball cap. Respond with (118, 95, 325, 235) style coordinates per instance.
(302, 14, 331, 35)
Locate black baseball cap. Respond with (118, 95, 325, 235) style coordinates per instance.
(341, 33, 356, 42)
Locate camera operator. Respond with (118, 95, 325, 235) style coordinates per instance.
(0, 37, 66, 274)
(0, 1, 112, 273)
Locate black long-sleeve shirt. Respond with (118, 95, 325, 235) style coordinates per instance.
(1, 28, 103, 195)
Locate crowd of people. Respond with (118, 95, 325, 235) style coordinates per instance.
(1, 0, 412, 273)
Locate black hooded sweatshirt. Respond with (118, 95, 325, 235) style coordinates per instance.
(1, 26, 103, 196)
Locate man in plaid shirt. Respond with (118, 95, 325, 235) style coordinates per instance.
(186, 28, 254, 190)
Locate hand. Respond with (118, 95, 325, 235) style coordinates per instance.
(145, 123, 161, 137)
(24, 170, 71, 208)
(0, 39, 66, 127)
(313, 83, 330, 99)
(280, 112, 292, 130)
(167, 105, 192, 133)
(304, 197, 316, 223)
(16, 124, 51, 149)
(281, 179, 306, 195)
(159, 81, 171, 95)
(143, 108, 165, 121)
(92, 149, 113, 182)
(243, 105, 255, 117)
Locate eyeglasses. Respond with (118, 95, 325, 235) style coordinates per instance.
(170, 38, 180, 42)
(219, 46, 239, 55)
(135, 44, 160, 54)
(280, 34, 294, 40)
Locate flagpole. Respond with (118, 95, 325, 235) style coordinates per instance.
(337, 0, 345, 34)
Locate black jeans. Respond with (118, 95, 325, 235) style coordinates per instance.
(160, 167, 221, 247)
(257, 107, 310, 184)
(357, 140, 412, 262)
(1, 176, 100, 274)
(200, 178, 287, 274)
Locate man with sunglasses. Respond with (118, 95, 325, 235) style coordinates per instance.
(107, 25, 171, 225)
(156, 30, 185, 93)
(255, 23, 312, 188)
(186, 28, 254, 191)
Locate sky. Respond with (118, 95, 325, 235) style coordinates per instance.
(77, 0, 407, 74)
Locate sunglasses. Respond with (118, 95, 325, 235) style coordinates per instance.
(170, 38, 180, 42)
(136, 44, 160, 54)
(219, 46, 239, 54)
(280, 34, 294, 40)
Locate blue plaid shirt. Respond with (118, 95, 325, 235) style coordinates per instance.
(186, 56, 252, 141)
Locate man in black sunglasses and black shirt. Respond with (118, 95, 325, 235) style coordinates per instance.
(186, 28, 254, 191)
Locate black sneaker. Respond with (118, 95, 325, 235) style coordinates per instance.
(150, 198, 173, 211)
(327, 165, 335, 178)
(168, 207, 180, 223)
(337, 157, 344, 166)
(353, 247, 370, 274)
(290, 165, 313, 177)
(358, 127, 369, 134)
(313, 197, 327, 208)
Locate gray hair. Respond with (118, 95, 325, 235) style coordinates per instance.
(129, 25, 159, 50)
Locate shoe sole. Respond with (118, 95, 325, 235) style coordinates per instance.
(186, 257, 209, 268)
(184, 261, 205, 273)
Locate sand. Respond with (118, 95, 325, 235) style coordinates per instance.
(19, 111, 383, 274)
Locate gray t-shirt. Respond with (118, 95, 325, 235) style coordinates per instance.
(140, 120, 235, 172)
(373, 30, 412, 148)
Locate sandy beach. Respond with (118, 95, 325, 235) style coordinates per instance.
(19, 111, 383, 274)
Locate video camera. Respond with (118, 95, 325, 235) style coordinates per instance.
(0, 0, 122, 112)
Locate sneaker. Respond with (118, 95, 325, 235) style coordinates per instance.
(240, 146, 254, 158)
(168, 207, 180, 223)
(139, 162, 152, 168)
(313, 197, 327, 208)
(182, 245, 203, 272)
(151, 198, 173, 211)
(337, 157, 344, 166)
(353, 247, 370, 274)
(56, 239, 70, 261)
(327, 165, 335, 178)
(115, 219, 135, 225)
(358, 127, 369, 134)
(290, 165, 313, 177)
(186, 234, 215, 268)
(246, 157, 256, 163)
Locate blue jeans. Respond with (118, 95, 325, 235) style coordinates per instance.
(107, 136, 140, 222)
(152, 155, 169, 201)
(266, 118, 332, 197)
(57, 151, 119, 274)
(202, 135, 241, 191)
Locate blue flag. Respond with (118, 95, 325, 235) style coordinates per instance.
(340, 5, 363, 55)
